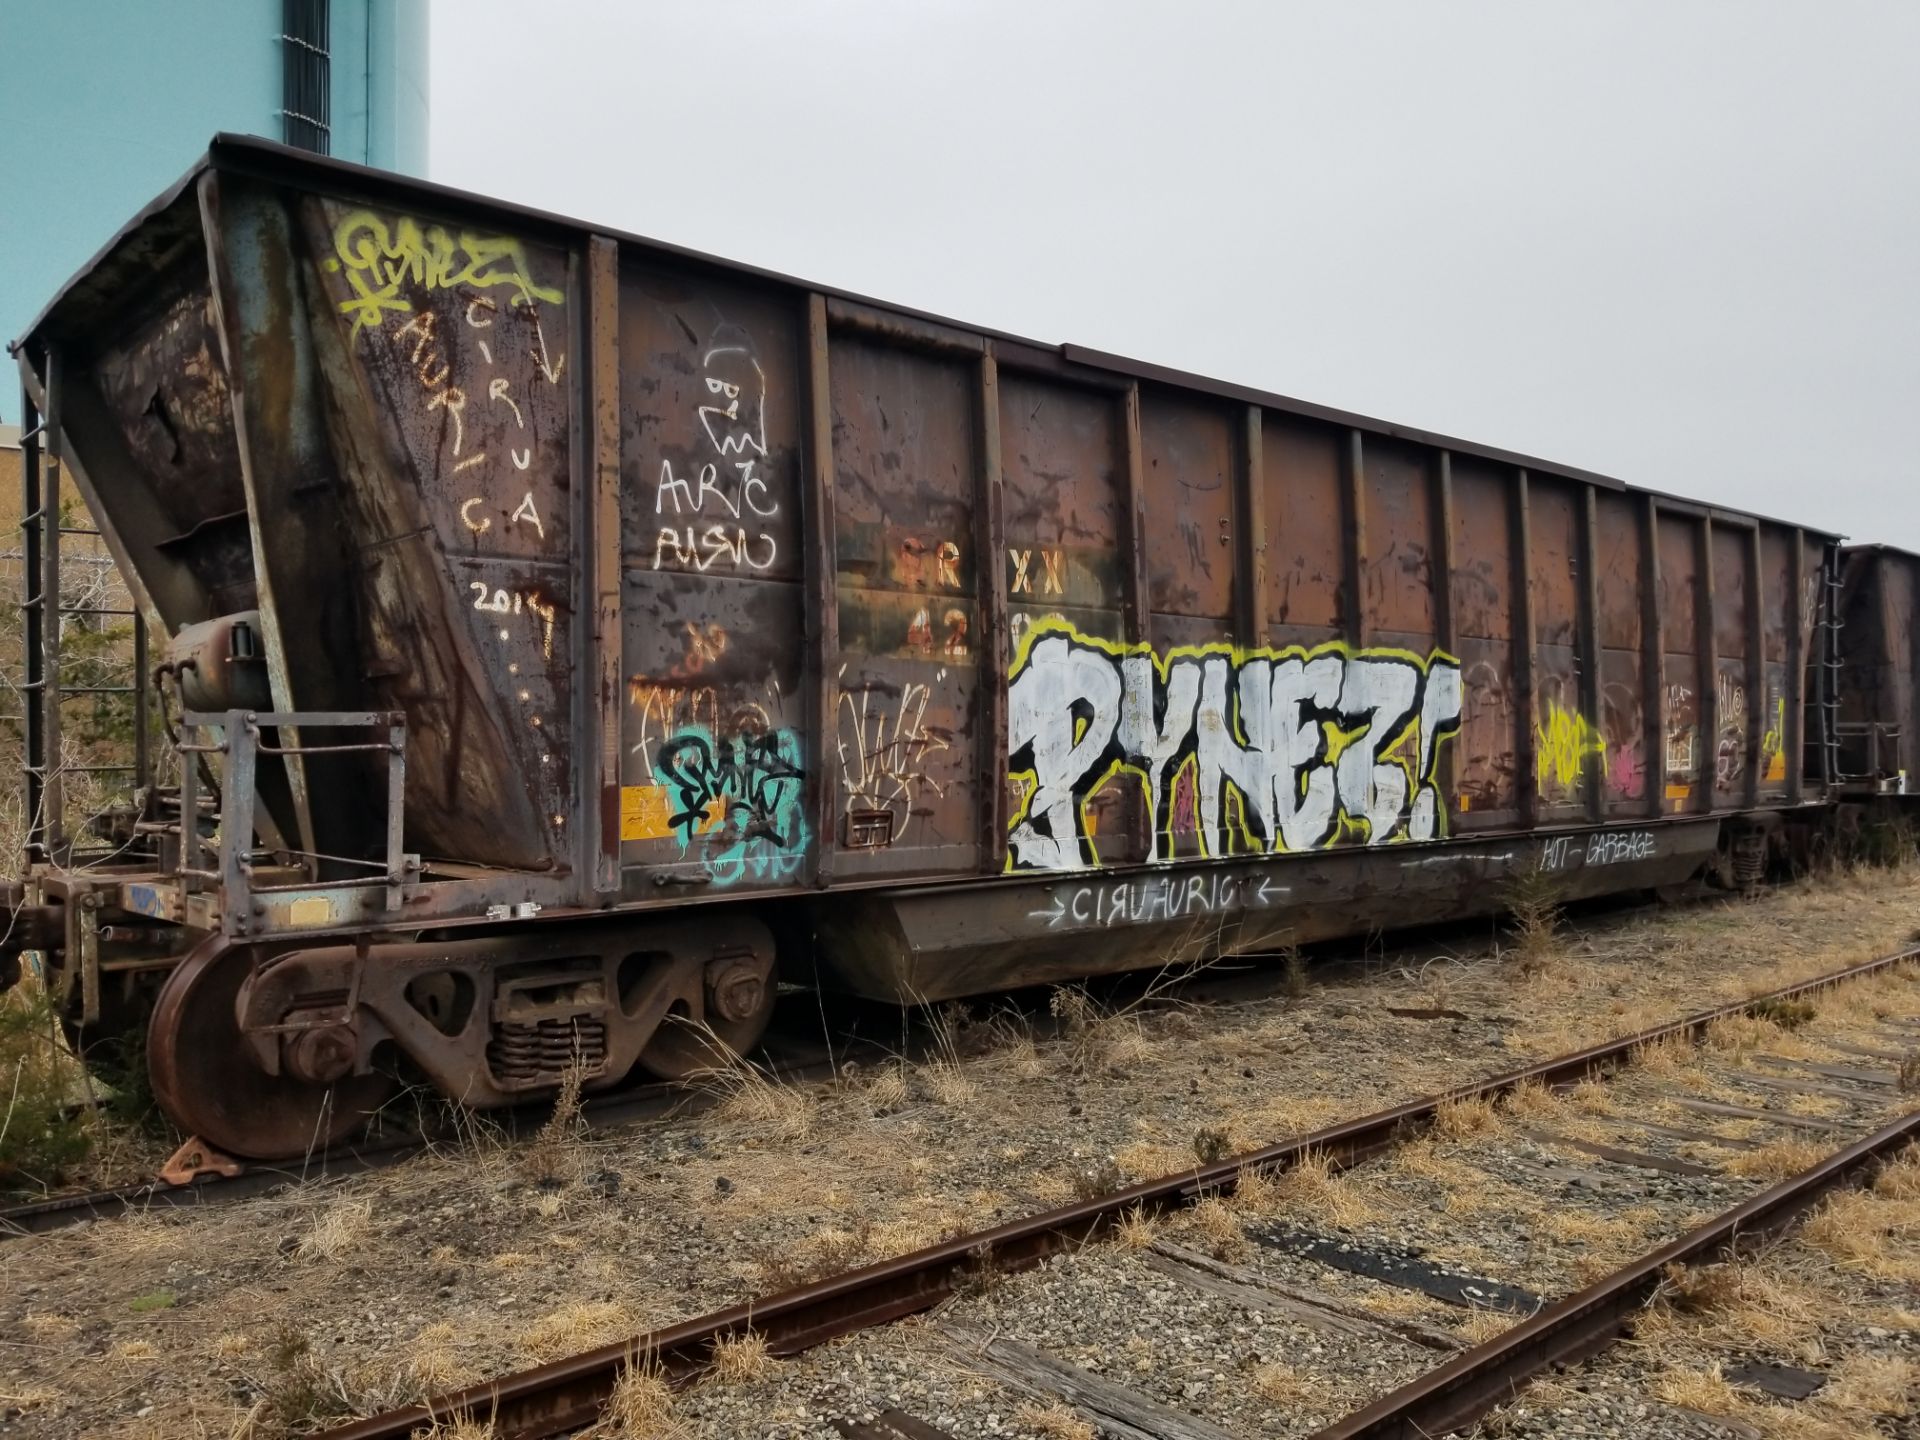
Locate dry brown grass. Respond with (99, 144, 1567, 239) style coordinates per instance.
(1802, 1188, 1920, 1281)
(19, 1312, 78, 1341)
(706, 1331, 774, 1385)
(709, 1058, 816, 1140)
(1821, 1353, 1916, 1416)
(1270, 1150, 1381, 1228)
(1112, 1137, 1191, 1180)
(1112, 1204, 1159, 1251)
(1431, 1094, 1503, 1140)
(1875, 1149, 1920, 1199)
(1232, 1163, 1281, 1212)
(520, 1301, 636, 1362)
(856, 1064, 910, 1114)
(602, 1351, 678, 1438)
(923, 1061, 978, 1108)
(1652, 1363, 1742, 1415)
(1541, 1208, 1647, 1252)
(520, 1057, 589, 1186)
(1725, 1136, 1830, 1180)
(1458, 1308, 1513, 1345)
(0, 1384, 60, 1413)
(1499, 1077, 1565, 1121)
(1010, 1399, 1095, 1440)
(408, 1321, 465, 1392)
(1189, 1195, 1247, 1260)
(1630, 1030, 1698, 1077)
(294, 1198, 372, 1262)
(1249, 1359, 1333, 1406)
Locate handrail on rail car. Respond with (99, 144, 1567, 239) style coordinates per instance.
(176, 708, 418, 933)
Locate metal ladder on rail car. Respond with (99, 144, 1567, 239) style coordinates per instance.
(1812, 554, 1847, 787)
(18, 357, 151, 865)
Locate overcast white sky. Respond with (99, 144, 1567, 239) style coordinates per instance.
(431, 1, 1919, 546)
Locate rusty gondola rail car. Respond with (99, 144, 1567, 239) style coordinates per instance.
(0, 133, 1882, 1159)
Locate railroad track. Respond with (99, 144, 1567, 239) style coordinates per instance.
(0, 889, 1699, 1240)
(317, 944, 1920, 1440)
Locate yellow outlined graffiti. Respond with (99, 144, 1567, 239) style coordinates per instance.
(1535, 699, 1607, 793)
(1004, 617, 1463, 873)
(326, 210, 566, 335)
(1761, 695, 1787, 783)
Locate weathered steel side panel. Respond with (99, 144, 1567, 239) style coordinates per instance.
(1879, 553, 1920, 783)
(1360, 438, 1436, 652)
(999, 368, 1147, 870)
(1657, 513, 1704, 812)
(1711, 525, 1753, 807)
(1594, 489, 1648, 813)
(1140, 387, 1237, 862)
(615, 263, 810, 893)
(1529, 478, 1589, 819)
(1141, 387, 1236, 646)
(301, 192, 575, 869)
(1263, 416, 1345, 648)
(1448, 456, 1519, 828)
(827, 333, 980, 878)
(92, 291, 255, 615)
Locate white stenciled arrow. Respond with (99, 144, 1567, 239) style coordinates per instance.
(1028, 892, 1068, 927)
(1254, 874, 1288, 906)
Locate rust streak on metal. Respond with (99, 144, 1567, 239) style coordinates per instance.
(1513, 470, 1538, 826)
(1236, 404, 1265, 649)
(976, 346, 1009, 869)
(803, 292, 838, 887)
(587, 236, 623, 894)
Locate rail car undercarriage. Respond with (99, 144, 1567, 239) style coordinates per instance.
(5, 780, 1815, 1162)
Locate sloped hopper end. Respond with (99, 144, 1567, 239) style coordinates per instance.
(38, 165, 579, 872)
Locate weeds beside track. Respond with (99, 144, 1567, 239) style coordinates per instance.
(317, 944, 1920, 1440)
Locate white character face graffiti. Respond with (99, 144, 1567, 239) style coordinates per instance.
(1005, 622, 1463, 873)
(697, 333, 768, 460)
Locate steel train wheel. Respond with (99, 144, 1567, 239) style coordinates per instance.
(147, 938, 394, 1160)
(636, 953, 779, 1081)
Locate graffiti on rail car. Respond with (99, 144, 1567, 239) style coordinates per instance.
(1029, 867, 1287, 929)
(652, 326, 785, 575)
(647, 725, 809, 886)
(320, 202, 575, 848)
(621, 658, 811, 884)
(328, 210, 566, 339)
(1535, 696, 1607, 796)
(836, 675, 953, 835)
(1004, 620, 1464, 873)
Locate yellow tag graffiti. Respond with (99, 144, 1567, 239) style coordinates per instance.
(1535, 701, 1606, 791)
(327, 210, 565, 335)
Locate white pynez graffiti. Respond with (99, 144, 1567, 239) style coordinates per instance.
(1006, 623, 1463, 872)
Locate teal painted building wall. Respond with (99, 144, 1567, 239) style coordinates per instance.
(0, 1, 429, 423)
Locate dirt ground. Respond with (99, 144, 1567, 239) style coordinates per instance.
(3, 867, 1919, 1439)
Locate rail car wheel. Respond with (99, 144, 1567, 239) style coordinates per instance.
(147, 938, 395, 1161)
(636, 945, 779, 1081)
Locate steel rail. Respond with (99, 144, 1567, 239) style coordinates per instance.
(317, 944, 1920, 1440)
(1311, 1104, 1920, 1439)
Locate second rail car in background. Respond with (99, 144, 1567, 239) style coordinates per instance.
(2, 136, 1871, 1158)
